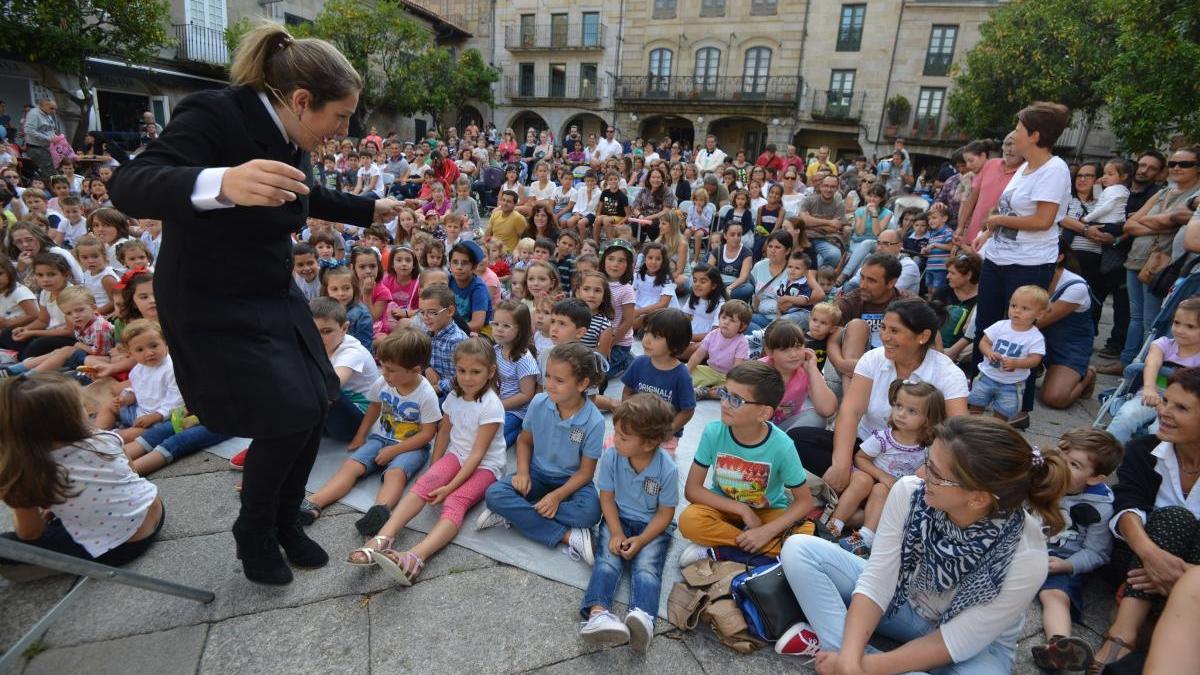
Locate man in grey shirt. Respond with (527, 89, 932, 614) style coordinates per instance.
(796, 175, 846, 268)
(23, 97, 61, 179)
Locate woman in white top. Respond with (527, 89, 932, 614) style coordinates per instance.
(779, 416, 1069, 673)
(789, 299, 970, 493)
(976, 102, 1072, 373)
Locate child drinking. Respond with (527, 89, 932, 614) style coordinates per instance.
(321, 264, 374, 350)
(829, 380, 946, 557)
(347, 338, 506, 586)
(71, 235, 119, 315)
(493, 299, 539, 446)
(622, 308, 696, 453)
(759, 321, 837, 431)
(92, 320, 184, 444)
(578, 394, 679, 651)
(969, 285, 1049, 421)
(478, 342, 603, 564)
(351, 247, 391, 322)
(303, 328, 439, 536)
(688, 300, 751, 399)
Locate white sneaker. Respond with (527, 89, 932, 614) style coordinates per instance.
(624, 608, 654, 652)
(677, 543, 713, 568)
(474, 506, 509, 531)
(579, 610, 629, 647)
(563, 528, 595, 565)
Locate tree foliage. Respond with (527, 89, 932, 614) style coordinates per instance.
(0, 0, 172, 145)
(387, 47, 497, 133)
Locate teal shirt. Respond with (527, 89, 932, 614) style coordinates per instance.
(692, 420, 808, 510)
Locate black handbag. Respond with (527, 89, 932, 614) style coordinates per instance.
(1150, 252, 1199, 298)
(731, 561, 805, 641)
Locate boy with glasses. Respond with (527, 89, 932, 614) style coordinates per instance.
(417, 285, 467, 399)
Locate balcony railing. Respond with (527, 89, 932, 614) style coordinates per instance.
(505, 76, 607, 101)
(505, 23, 605, 50)
(173, 23, 228, 66)
(888, 112, 966, 144)
(613, 75, 801, 105)
(810, 89, 864, 122)
(923, 52, 953, 77)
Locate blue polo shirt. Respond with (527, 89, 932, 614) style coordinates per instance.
(522, 392, 605, 480)
(595, 446, 679, 524)
(448, 274, 493, 325)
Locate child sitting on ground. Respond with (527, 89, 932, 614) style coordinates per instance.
(1030, 428, 1123, 672)
(300, 328, 440, 537)
(623, 308, 696, 453)
(777, 250, 816, 326)
(804, 302, 841, 377)
(2, 287, 112, 376)
(759, 321, 837, 432)
(292, 243, 321, 302)
(419, 285, 468, 399)
(578, 394, 679, 652)
(492, 299, 539, 446)
(92, 319, 183, 444)
(477, 342, 604, 564)
(678, 361, 815, 566)
(688, 299, 750, 400)
(827, 379, 946, 557)
(311, 298, 380, 445)
(346, 338, 507, 586)
(969, 285, 1048, 421)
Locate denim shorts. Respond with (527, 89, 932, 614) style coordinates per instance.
(968, 372, 1023, 419)
(118, 402, 140, 428)
(1041, 570, 1084, 620)
(349, 433, 429, 478)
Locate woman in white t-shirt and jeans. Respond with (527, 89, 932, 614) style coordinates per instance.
(974, 102, 1073, 425)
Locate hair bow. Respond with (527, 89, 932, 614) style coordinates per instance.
(319, 258, 347, 270)
(113, 265, 150, 291)
(902, 375, 924, 386)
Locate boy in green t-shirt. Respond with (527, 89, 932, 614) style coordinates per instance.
(678, 360, 814, 566)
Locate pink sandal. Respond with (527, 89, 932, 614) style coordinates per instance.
(372, 549, 424, 586)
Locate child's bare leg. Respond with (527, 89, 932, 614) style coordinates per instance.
(376, 469, 410, 509)
(123, 440, 148, 460)
(829, 470, 875, 535)
(31, 347, 75, 372)
(862, 482, 890, 532)
(117, 427, 146, 443)
(308, 460, 369, 509)
(93, 404, 118, 430)
(376, 490, 429, 540)
(131, 451, 168, 476)
(1039, 589, 1073, 639)
(407, 518, 459, 562)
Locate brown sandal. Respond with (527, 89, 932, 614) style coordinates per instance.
(1089, 633, 1135, 675)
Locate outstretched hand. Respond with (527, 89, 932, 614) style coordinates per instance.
(219, 159, 310, 207)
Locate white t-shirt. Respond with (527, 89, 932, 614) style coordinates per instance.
(526, 180, 557, 202)
(367, 375, 442, 443)
(982, 156, 1070, 266)
(571, 184, 601, 215)
(979, 320, 1046, 385)
(853, 347, 969, 440)
(1052, 269, 1092, 314)
(81, 266, 119, 308)
(331, 333, 380, 395)
(686, 298, 724, 335)
(632, 272, 675, 309)
(129, 355, 184, 417)
(357, 163, 384, 195)
(596, 138, 623, 162)
(106, 237, 134, 274)
(0, 285, 36, 321)
(442, 389, 507, 479)
(51, 431, 159, 557)
(56, 217, 88, 247)
(38, 289, 65, 330)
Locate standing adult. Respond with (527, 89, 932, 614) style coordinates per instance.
(1118, 147, 1200, 366)
(693, 134, 726, 175)
(109, 24, 399, 585)
(596, 127, 623, 163)
(806, 146, 838, 180)
(959, 133, 1022, 250)
(21, 97, 60, 180)
(974, 102, 1072, 372)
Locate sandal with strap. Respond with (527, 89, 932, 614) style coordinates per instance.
(298, 499, 322, 526)
(1089, 633, 1135, 675)
(372, 549, 424, 587)
(346, 535, 393, 567)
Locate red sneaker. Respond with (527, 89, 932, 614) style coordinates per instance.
(230, 449, 248, 470)
(775, 622, 820, 658)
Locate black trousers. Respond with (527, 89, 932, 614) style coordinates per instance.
(237, 417, 325, 534)
(1, 510, 163, 567)
(1123, 506, 1200, 601)
(0, 329, 75, 360)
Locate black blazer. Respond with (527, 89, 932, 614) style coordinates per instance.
(110, 86, 375, 438)
(1112, 434, 1167, 522)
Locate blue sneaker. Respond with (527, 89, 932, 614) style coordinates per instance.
(838, 532, 870, 558)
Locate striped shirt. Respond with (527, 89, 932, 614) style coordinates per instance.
(494, 344, 539, 418)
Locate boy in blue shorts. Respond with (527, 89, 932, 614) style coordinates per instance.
(579, 394, 679, 652)
(622, 308, 696, 453)
(300, 327, 442, 537)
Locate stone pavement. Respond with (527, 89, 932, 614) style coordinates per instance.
(1, 316, 1131, 674)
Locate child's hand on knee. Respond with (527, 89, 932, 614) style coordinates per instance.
(736, 525, 774, 553)
(608, 533, 626, 557)
(534, 493, 561, 519)
(427, 485, 453, 505)
(619, 535, 646, 560)
(512, 472, 531, 496)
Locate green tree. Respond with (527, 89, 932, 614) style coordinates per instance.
(1101, 0, 1200, 150)
(388, 47, 497, 134)
(0, 0, 171, 145)
(946, 0, 1116, 139)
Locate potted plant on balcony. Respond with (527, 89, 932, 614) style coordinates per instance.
(884, 95, 910, 136)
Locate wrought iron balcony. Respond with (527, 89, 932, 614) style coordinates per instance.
(613, 75, 801, 105)
(505, 23, 605, 50)
(810, 89, 864, 123)
(173, 23, 228, 66)
(505, 75, 607, 102)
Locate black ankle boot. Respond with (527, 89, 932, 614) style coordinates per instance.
(276, 517, 329, 568)
(232, 520, 293, 585)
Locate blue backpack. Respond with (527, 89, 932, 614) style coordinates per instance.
(730, 561, 806, 641)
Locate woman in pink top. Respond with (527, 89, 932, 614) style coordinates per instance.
(958, 132, 1023, 249)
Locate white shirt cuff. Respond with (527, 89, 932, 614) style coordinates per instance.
(191, 168, 234, 211)
(1110, 507, 1146, 539)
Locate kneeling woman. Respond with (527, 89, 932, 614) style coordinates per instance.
(779, 416, 1068, 674)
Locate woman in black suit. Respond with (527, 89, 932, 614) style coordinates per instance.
(110, 23, 399, 585)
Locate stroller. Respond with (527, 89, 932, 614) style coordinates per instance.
(1093, 264, 1200, 428)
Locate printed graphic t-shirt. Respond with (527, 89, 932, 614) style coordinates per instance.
(693, 420, 807, 509)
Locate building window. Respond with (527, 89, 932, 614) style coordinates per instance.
(924, 25, 957, 77)
(649, 48, 673, 95)
(700, 0, 726, 17)
(837, 4, 866, 52)
(916, 87, 946, 132)
(519, 14, 535, 47)
(653, 0, 677, 20)
(694, 47, 721, 92)
(827, 69, 856, 115)
(519, 63, 535, 97)
(582, 12, 600, 47)
(750, 0, 778, 16)
(581, 63, 599, 98)
(550, 63, 567, 97)
(742, 47, 771, 95)
(550, 13, 568, 48)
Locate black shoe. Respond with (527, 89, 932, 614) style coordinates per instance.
(276, 520, 329, 568)
(233, 521, 293, 585)
(1008, 412, 1031, 430)
(1097, 345, 1121, 360)
(355, 505, 391, 537)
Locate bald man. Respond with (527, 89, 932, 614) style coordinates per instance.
(840, 230, 920, 296)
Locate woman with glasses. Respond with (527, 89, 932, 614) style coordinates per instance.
(777, 416, 1069, 673)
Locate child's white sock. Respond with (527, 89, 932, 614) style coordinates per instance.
(859, 527, 875, 548)
(829, 518, 845, 536)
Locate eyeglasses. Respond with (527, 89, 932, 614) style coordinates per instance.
(922, 450, 962, 488)
(419, 307, 450, 319)
(1167, 160, 1199, 169)
(717, 387, 769, 409)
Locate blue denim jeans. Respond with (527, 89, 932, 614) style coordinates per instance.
(135, 421, 230, 463)
(580, 517, 672, 618)
(750, 311, 775, 332)
(504, 411, 523, 447)
(780, 535, 1017, 674)
(484, 465, 602, 548)
(324, 393, 366, 442)
(1106, 397, 1160, 444)
(1121, 270, 1165, 365)
(968, 373, 1023, 419)
(608, 344, 632, 379)
(348, 433, 429, 478)
(812, 239, 842, 269)
(843, 239, 877, 278)
(729, 284, 754, 303)
(924, 268, 948, 295)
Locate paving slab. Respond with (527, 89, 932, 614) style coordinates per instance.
(154, 470, 243, 541)
(23, 623, 207, 675)
(199, 595, 368, 675)
(681, 627, 813, 674)
(367, 566, 589, 674)
(0, 576, 76, 653)
(151, 451, 238, 479)
(531, 632, 701, 674)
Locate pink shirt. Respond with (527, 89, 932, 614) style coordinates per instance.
(966, 158, 1018, 244)
(381, 275, 419, 310)
(759, 355, 810, 428)
(700, 330, 749, 374)
(610, 282, 636, 347)
(368, 282, 393, 308)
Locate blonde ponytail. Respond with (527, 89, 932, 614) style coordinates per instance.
(229, 22, 361, 109)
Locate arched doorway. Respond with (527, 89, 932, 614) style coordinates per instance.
(561, 113, 608, 147)
(709, 117, 768, 157)
(456, 105, 484, 133)
(792, 129, 863, 165)
(509, 111, 550, 143)
(637, 115, 694, 147)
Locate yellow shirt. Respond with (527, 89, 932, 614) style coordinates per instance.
(806, 159, 838, 179)
(487, 209, 528, 252)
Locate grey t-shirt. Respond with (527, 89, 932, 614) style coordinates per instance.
(800, 194, 846, 240)
(1125, 185, 1200, 271)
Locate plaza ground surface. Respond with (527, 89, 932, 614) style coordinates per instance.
(1, 308, 1130, 674)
